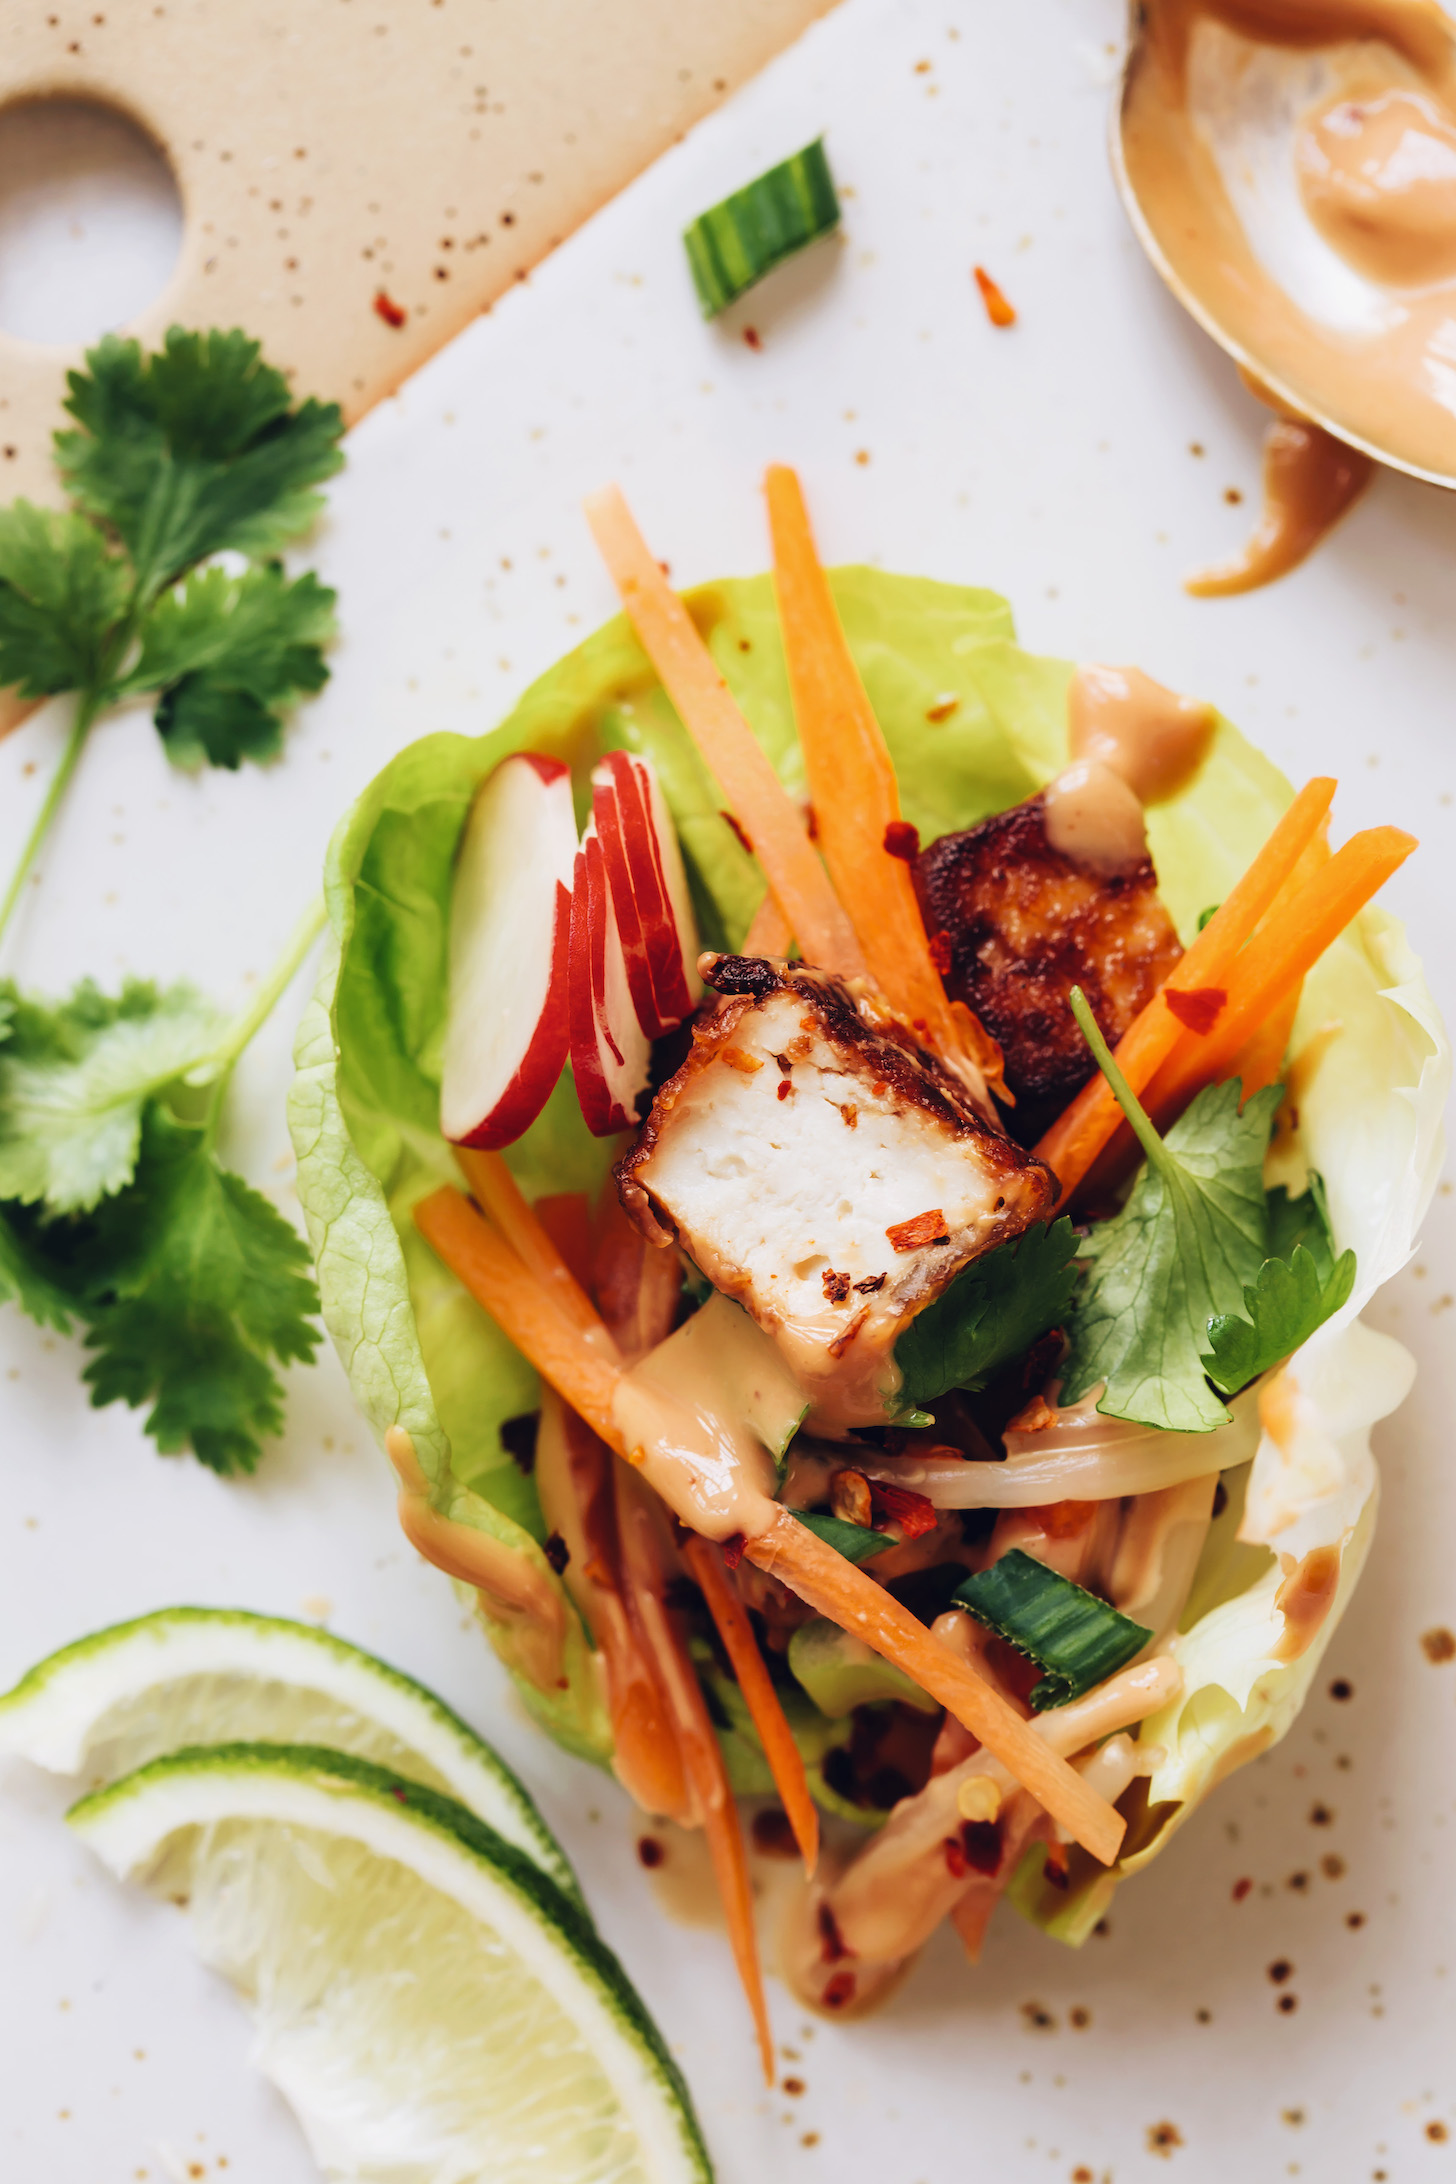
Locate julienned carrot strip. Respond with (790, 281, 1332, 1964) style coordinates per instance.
(683, 1534, 820, 1876)
(1034, 776, 1337, 1191)
(414, 1188, 623, 1444)
(1140, 825, 1416, 1126)
(744, 1511, 1126, 1867)
(414, 1186, 1124, 1863)
(583, 485, 866, 980)
(1223, 823, 1332, 1100)
(453, 1148, 610, 1346)
(741, 888, 794, 958)
(765, 465, 1003, 1104)
(616, 1467, 774, 2084)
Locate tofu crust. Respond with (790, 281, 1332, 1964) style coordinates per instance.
(913, 794, 1182, 1140)
(616, 956, 1058, 1429)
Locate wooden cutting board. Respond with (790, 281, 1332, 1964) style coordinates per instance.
(0, 0, 834, 507)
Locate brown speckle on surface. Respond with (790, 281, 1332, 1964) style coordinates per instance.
(1268, 1959, 1294, 1984)
(1329, 1676, 1354, 1700)
(1347, 1910, 1367, 1929)
(1189, 441, 1205, 456)
(1020, 2000, 1057, 2031)
(1069, 2006, 1091, 2029)
(781, 2076, 805, 2096)
(1232, 1876, 1253, 1901)
(1287, 1870, 1311, 1891)
(636, 1835, 664, 1868)
(1073, 2170, 1095, 2183)
(1421, 1626, 1456, 1663)
(1277, 1993, 1300, 2014)
(1092, 1918, 1111, 1938)
(1309, 1803, 1334, 1826)
(1427, 2122, 1450, 2143)
(1321, 1853, 1346, 1880)
(801, 2133, 820, 2149)
(1224, 486, 1244, 504)
(854, 448, 871, 465)
(1147, 2121, 1184, 2156)
(1282, 2108, 1306, 2127)
(1194, 2008, 1212, 2024)
(742, 326, 762, 350)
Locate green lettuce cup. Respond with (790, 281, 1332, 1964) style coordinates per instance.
(288, 568, 1448, 1929)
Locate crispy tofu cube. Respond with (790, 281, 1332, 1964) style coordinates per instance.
(616, 957, 1058, 1429)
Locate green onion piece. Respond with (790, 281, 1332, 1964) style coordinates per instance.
(682, 139, 840, 318)
(952, 1550, 1151, 1711)
(791, 1510, 891, 1563)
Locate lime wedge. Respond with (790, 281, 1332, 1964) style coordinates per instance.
(0, 1605, 579, 1904)
(70, 1743, 711, 2184)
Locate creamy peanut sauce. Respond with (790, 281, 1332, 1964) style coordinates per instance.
(611, 1343, 780, 1542)
(1043, 664, 1216, 873)
(1121, 0, 1456, 486)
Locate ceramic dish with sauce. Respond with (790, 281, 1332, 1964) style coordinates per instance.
(289, 473, 1447, 2058)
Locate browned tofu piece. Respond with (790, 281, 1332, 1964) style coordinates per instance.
(616, 956, 1058, 1430)
(913, 795, 1182, 1140)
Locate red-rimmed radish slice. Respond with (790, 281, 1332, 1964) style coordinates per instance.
(568, 824, 653, 1136)
(598, 750, 697, 1028)
(591, 765, 667, 1039)
(441, 752, 576, 1150)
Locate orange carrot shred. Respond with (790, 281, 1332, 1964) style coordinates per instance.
(683, 1534, 820, 1876)
(973, 266, 1016, 327)
(453, 1149, 609, 1345)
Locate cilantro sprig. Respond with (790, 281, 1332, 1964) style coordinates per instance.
(1059, 989, 1355, 1431)
(0, 904, 325, 1473)
(894, 1218, 1081, 1411)
(0, 328, 343, 944)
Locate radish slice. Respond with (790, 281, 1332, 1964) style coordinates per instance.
(441, 752, 576, 1149)
(592, 765, 668, 1038)
(568, 824, 653, 1136)
(596, 750, 698, 1031)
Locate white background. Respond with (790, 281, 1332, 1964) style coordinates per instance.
(0, 2, 1453, 2179)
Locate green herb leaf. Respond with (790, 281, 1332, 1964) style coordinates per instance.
(1202, 1242, 1357, 1396)
(683, 138, 841, 318)
(953, 1549, 1151, 1710)
(0, 980, 222, 1213)
(0, 1203, 81, 1333)
(1266, 1174, 1336, 1278)
(56, 329, 344, 593)
(73, 1104, 322, 1474)
(0, 503, 129, 696)
(1059, 990, 1278, 1432)
(894, 1217, 1081, 1409)
(119, 563, 336, 768)
(791, 1510, 892, 1562)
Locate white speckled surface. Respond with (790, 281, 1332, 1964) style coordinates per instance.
(1, 2, 1453, 2178)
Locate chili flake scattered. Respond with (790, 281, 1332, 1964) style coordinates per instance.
(927, 929, 954, 976)
(542, 1530, 570, 1575)
(720, 809, 754, 854)
(1163, 986, 1226, 1035)
(973, 265, 1017, 327)
(373, 288, 407, 328)
(886, 1208, 950, 1252)
(636, 1835, 665, 1868)
(882, 819, 921, 861)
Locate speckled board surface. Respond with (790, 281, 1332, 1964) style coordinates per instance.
(0, 0, 835, 508)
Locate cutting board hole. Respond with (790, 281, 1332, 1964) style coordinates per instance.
(0, 98, 182, 346)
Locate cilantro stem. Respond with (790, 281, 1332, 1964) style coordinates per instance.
(0, 687, 103, 951)
(205, 893, 329, 1083)
(1068, 985, 1171, 1178)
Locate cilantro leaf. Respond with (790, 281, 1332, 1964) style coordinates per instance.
(119, 564, 336, 768)
(74, 1104, 322, 1473)
(0, 502, 129, 695)
(894, 1217, 1082, 1409)
(1058, 991, 1279, 1432)
(1202, 1242, 1357, 1396)
(0, 1202, 81, 1333)
(56, 329, 344, 593)
(1267, 1174, 1336, 1278)
(0, 980, 222, 1213)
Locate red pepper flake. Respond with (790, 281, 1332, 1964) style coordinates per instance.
(925, 695, 960, 724)
(838, 1102, 858, 1130)
(882, 819, 920, 861)
(721, 1531, 746, 1570)
(720, 809, 754, 854)
(961, 1818, 1003, 1875)
(943, 1833, 968, 1879)
(1232, 1875, 1253, 1902)
(1023, 1498, 1097, 1540)
(822, 1269, 853, 1305)
(817, 1901, 851, 1962)
(390, 1784, 409, 1801)
(743, 326, 762, 350)
(870, 1478, 939, 1541)
(543, 1530, 570, 1575)
(636, 1835, 665, 1868)
(826, 1306, 870, 1359)
(373, 288, 407, 328)
(1040, 1840, 1070, 1888)
(886, 1208, 950, 1253)
(805, 803, 819, 841)
(973, 265, 1017, 327)
(822, 1970, 857, 2009)
(777, 1079, 793, 1101)
(927, 929, 954, 977)
(853, 1272, 886, 1294)
(1163, 985, 1226, 1035)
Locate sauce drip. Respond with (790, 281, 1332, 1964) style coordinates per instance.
(1185, 410, 1375, 595)
(1043, 664, 1216, 872)
(1121, 0, 1456, 484)
(611, 1346, 779, 1542)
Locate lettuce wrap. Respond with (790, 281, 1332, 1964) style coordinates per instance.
(288, 568, 1448, 1932)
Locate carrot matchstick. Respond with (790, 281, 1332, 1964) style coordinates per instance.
(744, 1510, 1126, 1866)
(1035, 775, 1337, 1191)
(741, 888, 793, 957)
(765, 463, 1004, 1104)
(583, 484, 865, 978)
(682, 1533, 820, 1875)
(452, 1147, 611, 1346)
